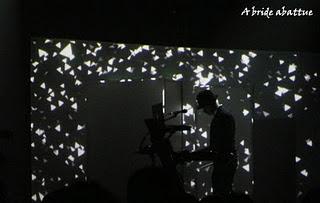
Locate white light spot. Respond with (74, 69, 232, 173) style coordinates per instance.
(78, 148, 85, 157)
(40, 82, 46, 89)
(193, 65, 204, 74)
(32, 61, 39, 67)
(197, 72, 213, 87)
(263, 111, 270, 117)
(50, 104, 56, 111)
(71, 103, 78, 111)
(288, 63, 297, 73)
(177, 47, 185, 52)
(69, 70, 75, 76)
(77, 124, 85, 131)
(64, 63, 71, 71)
(32, 194, 37, 201)
(201, 132, 208, 139)
(264, 82, 269, 87)
(294, 94, 302, 102)
(304, 74, 311, 82)
(289, 76, 296, 82)
(301, 169, 308, 177)
(284, 104, 291, 111)
(53, 150, 59, 156)
(197, 50, 203, 56)
(241, 54, 250, 65)
(243, 67, 248, 72)
(75, 80, 82, 86)
(150, 66, 157, 75)
(153, 55, 159, 61)
(229, 50, 234, 54)
(239, 72, 244, 78)
(279, 60, 284, 65)
(172, 74, 183, 81)
(213, 52, 218, 57)
(38, 49, 48, 57)
(60, 44, 75, 60)
(306, 139, 313, 147)
(240, 140, 245, 146)
(68, 155, 75, 162)
(117, 43, 126, 49)
(275, 86, 289, 96)
(84, 60, 91, 67)
(295, 156, 301, 163)
(50, 91, 55, 97)
(75, 142, 81, 149)
(56, 42, 61, 48)
(142, 45, 149, 50)
(249, 51, 257, 58)
(35, 129, 44, 136)
(242, 164, 250, 172)
(55, 124, 61, 132)
(183, 104, 194, 117)
(185, 141, 190, 147)
(244, 148, 250, 155)
(126, 67, 134, 73)
(108, 57, 115, 65)
(166, 49, 173, 58)
(242, 109, 249, 116)
(254, 103, 260, 109)
(104, 66, 111, 73)
(56, 67, 63, 74)
(218, 56, 224, 62)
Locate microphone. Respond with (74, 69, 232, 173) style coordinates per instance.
(168, 109, 187, 115)
(166, 125, 191, 132)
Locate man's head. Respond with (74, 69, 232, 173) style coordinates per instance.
(196, 90, 218, 115)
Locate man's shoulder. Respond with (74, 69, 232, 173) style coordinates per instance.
(218, 107, 234, 120)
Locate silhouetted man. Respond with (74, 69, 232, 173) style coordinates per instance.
(179, 90, 237, 197)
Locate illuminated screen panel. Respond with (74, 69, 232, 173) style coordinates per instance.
(31, 38, 320, 202)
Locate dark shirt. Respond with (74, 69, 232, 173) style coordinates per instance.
(210, 106, 236, 155)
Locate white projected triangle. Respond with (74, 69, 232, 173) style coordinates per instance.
(60, 44, 75, 60)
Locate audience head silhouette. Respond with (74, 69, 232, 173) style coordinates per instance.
(42, 181, 118, 203)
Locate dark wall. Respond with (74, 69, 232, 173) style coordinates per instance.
(28, 0, 320, 52)
(0, 0, 29, 202)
